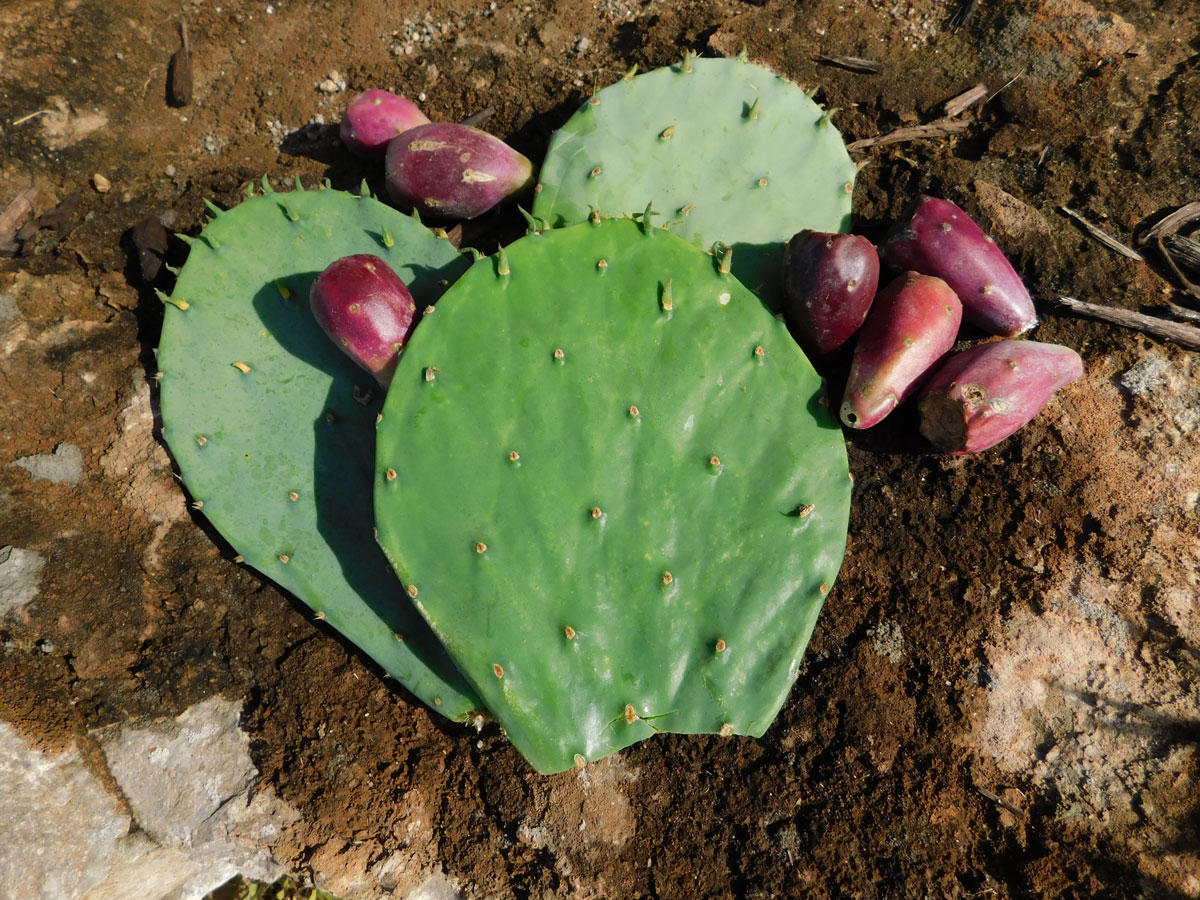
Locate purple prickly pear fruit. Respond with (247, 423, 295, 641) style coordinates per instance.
(309, 254, 419, 388)
(881, 195, 1037, 337)
(840, 272, 962, 430)
(918, 340, 1083, 454)
(781, 230, 880, 355)
(385, 122, 535, 220)
(339, 89, 431, 159)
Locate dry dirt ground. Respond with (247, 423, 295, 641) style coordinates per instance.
(2, 0, 1199, 897)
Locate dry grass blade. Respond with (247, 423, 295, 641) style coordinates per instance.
(847, 118, 969, 152)
(1055, 295, 1200, 349)
(1059, 207, 1144, 261)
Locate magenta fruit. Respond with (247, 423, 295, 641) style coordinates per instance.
(840, 272, 962, 430)
(781, 230, 880, 355)
(339, 89, 431, 159)
(918, 340, 1083, 453)
(881, 195, 1037, 337)
(384, 122, 535, 220)
(309, 254, 419, 388)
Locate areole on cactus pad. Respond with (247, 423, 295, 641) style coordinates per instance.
(374, 217, 852, 774)
(157, 181, 482, 720)
(532, 53, 857, 305)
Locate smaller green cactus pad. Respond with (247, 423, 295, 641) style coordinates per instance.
(158, 183, 481, 719)
(374, 219, 851, 774)
(532, 55, 857, 304)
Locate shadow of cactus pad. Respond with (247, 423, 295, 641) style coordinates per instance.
(374, 218, 852, 773)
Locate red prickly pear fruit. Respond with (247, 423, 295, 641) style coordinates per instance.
(781, 230, 880, 355)
(918, 340, 1083, 454)
(384, 122, 535, 220)
(339, 89, 431, 159)
(309, 254, 419, 388)
(881, 195, 1037, 337)
(840, 272, 962, 430)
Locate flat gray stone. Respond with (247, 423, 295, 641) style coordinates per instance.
(0, 293, 17, 323)
(0, 546, 45, 616)
(12, 443, 84, 485)
(98, 696, 256, 849)
(0, 722, 130, 900)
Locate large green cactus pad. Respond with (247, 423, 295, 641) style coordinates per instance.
(532, 55, 857, 304)
(374, 219, 851, 773)
(158, 183, 481, 719)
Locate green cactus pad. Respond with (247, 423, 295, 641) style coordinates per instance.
(374, 218, 851, 773)
(532, 55, 857, 304)
(158, 183, 481, 719)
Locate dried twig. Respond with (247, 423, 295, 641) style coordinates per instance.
(813, 54, 882, 75)
(846, 118, 969, 152)
(943, 83, 987, 118)
(1161, 299, 1200, 324)
(1059, 206, 1145, 262)
(1156, 235, 1200, 300)
(1143, 201, 1200, 241)
(1055, 295, 1200, 349)
(972, 782, 1025, 819)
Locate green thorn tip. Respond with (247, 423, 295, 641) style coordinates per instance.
(496, 247, 511, 277)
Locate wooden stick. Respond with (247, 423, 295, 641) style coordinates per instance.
(1055, 295, 1200, 349)
(1058, 207, 1144, 262)
(813, 54, 882, 75)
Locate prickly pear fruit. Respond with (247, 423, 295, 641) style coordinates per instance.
(881, 195, 1037, 337)
(309, 254, 418, 388)
(840, 272, 962, 429)
(340, 89, 431, 159)
(781, 230, 880, 355)
(385, 123, 535, 219)
(918, 340, 1083, 453)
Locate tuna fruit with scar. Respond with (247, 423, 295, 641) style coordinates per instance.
(385, 123, 534, 219)
(918, 340, 1083, 453)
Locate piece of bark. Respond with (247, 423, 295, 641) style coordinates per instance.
(0, 187, 39, 257)
(1055, 295, 1200, 349)
(131, 216, 170, 282)
(13, 192, 81, 252)
(168, 20, 193, 107)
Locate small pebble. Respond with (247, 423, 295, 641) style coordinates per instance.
(576, 36, 590, 54)
(92, 173, 111, 193)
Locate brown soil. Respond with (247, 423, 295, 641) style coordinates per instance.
(2, 0, 1198, 897)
